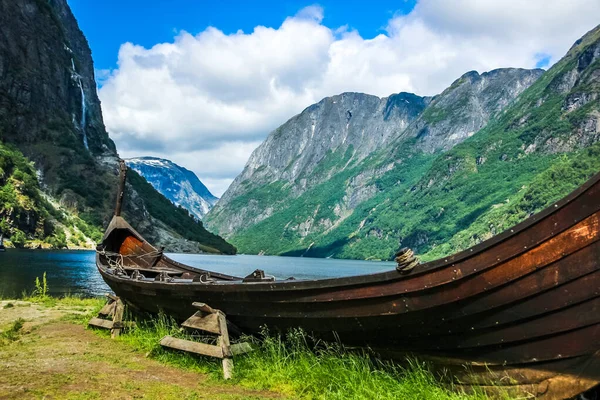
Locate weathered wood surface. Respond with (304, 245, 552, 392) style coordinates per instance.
(88, 317, 114, 330)
(96, 171, 600, 398)
(192, 302, 217, 314)
(88, 296, 135, 337)
(217, 312, 233, 379)
(98, 301, 115, 317)
(182, 312, 221, 334)
(159, 305, 250, 379)
(111, 299, 125, 339)
(160, 336, 224, 358)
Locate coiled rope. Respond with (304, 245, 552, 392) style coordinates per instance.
(395, 247, 420, 274)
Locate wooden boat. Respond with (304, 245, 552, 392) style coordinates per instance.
(97, 161, 600, 399)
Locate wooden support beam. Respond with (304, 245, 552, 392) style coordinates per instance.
(98, 301, 116, 317)
(217, 312, 233, 379)
(106, 293, 119, 302)
(160, 336, 224, 358)
(88, 317, 114, 330)
(182, 312, 221, 334)
(111, 299, 125, 339)
(160, 302, 252, 380)
(88, 295, 133, 338)
(192, 302, 217, 314)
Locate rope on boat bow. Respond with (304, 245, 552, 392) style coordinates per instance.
(96, 246, 162, 275)
(395, 248, 420, 274)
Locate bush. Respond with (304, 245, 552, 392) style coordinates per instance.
(10, 230, 27, 248)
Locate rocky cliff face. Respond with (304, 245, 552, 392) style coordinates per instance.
(0, 0, 235, 253)
(207, 68, 543, 239)
(216, 92, 429, 209)
(0, 0, 118, 224)
(206, 26, 600, 260)
(126, 157, 218, 220)
(401, 68, 544, 153)
(0, 0, 115, 155)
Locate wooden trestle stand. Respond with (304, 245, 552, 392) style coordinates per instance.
(88, 294, 134, 338)
(160, 302, 252, 379)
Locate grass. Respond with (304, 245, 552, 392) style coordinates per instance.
(0, 276, 492, 399)
(234, 329, 487, 400)
(0, 318, 25, 345)
(93, 311, 489, 400)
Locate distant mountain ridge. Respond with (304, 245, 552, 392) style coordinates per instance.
(205, 25, 600, 261)
(126, 157, 218, 220)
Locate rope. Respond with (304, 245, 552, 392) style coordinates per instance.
(395, 248, 420, 274)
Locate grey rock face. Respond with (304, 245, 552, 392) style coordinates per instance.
(215, 92, 428, 208)
(126, 157, 218, 220)
(401, 68, 544, 153)
(0, 0, 231, 253)
(207, 69, 543, 238)
(0, 0, 116, 155)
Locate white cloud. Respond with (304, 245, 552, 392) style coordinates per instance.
(99, 1, 600, 196)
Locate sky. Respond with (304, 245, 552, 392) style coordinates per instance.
(69, 0, 600, 197)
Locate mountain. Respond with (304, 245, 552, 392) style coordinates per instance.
(0, 0, 235, 254)
(126, 157, 218, 220)
(205, 25, 600, 260)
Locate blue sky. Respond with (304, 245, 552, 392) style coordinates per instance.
(69, 0, 416, 72)
(69, 1, 600, 196)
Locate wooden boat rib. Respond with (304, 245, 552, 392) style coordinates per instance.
(97, 160, 600, 399)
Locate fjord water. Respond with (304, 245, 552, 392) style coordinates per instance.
(0, 250, 395, 298)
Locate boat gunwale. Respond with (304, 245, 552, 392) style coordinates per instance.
(98, 171, 600, 291)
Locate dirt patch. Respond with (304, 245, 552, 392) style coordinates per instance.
(0, 301, 92, 329)
(0, 307, 282, 399)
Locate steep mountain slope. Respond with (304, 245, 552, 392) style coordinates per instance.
(208, 91, 431, 236)
(206, 26, 600, 260)
(0, 0, 235, 253)
(126, 157, 218, 220)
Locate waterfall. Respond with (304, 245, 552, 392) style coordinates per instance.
(70, 58, 89, 150)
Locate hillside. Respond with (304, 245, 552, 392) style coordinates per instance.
(0, 142, 102, 249)
(0, 0, 234, 253)
(205, 25, 600, 260)
(126, 157, 218, 220)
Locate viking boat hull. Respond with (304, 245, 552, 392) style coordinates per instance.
(97, 163, 600, 399)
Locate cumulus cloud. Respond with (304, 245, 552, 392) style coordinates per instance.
(99, 1, 600, 196)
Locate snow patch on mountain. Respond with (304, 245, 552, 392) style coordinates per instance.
(126, 157, 218, 220)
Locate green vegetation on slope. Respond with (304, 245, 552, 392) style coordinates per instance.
(0, 141, 101, 249)
(126, 170, 237, 255)
(222, 25, 600, 261)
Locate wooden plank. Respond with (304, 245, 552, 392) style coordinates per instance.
(88, 317, 114, 330)
(230, 342, 252, 355)
(217, 312, 233, 379)
(182, 312, 221, 334)
(192, 302, 217, 314)
(111, 300, 125, 339)
(160, 336, 224, 358)
(106, 293, 119, 302)
(98, 301, 116, 317)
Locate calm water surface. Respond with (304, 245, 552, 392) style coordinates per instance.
(0, 249, 395, 297)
